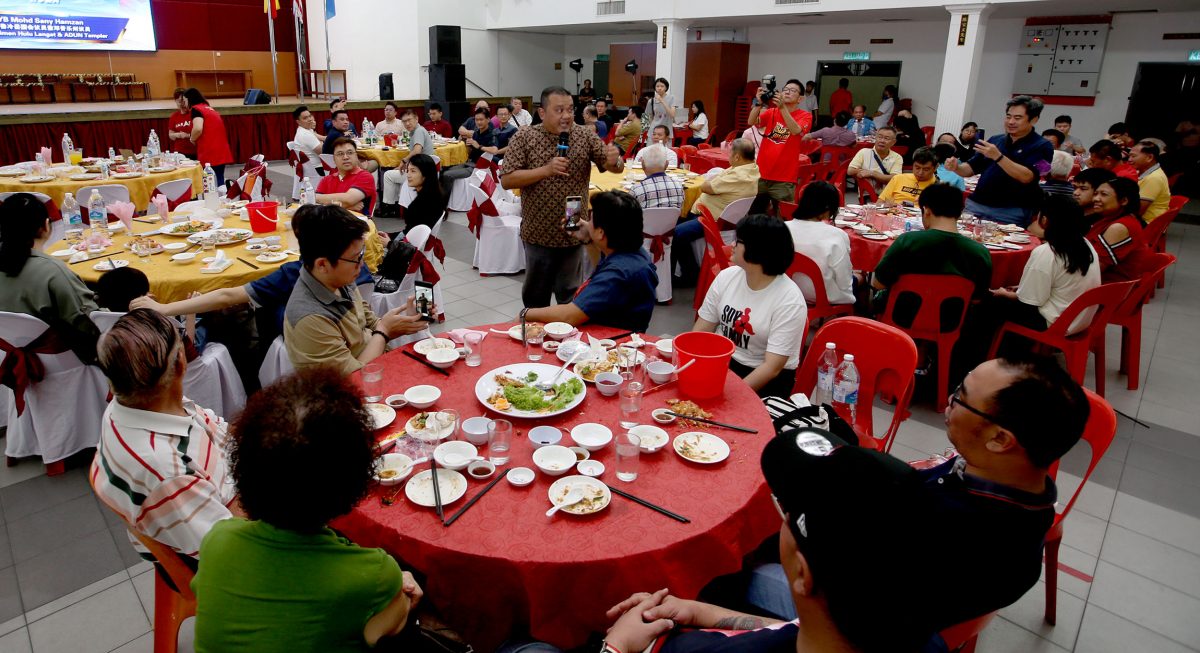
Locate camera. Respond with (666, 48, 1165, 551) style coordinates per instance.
(760, 75, 777, 97)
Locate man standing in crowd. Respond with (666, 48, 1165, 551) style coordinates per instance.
(874, 84, 897, 126)
(595, 98, 615, 133)
(848, 125, 903, 194)
(634, 125, 679, 167)
(510, 97, 533, 127)
(748, 78, 811, 211)
(1130, 139, 1172, 222)
(422, 103, 454, 138)
(947, 95, 1053, 226)
(829, 78, 853, 119)
(292, 105, 324, 162)
(629, 145, 684, 210)
(167, 88, 197, 157)
(1054, 115, 1086, 154)
(803, 111, 857, 147)
(802, 80, 819, 122)
(1088, 139, 1138, 181)
(501, 86, 625, 307)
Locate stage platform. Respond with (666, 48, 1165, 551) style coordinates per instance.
(0, 95, 398, 126)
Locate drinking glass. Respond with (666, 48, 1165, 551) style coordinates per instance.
(361, 363, 384, 402)
(69, 149, 83, 166)
(464, 332, 484, 367)
(437, 408, 460, 442)
(487, 419, 513, 465)
(616, 346, 643, 385)
(615, 432, 641, 482)
(200, 235, 216, 254)
(619, 381, 644, 429)
(132, 240, 151, 264)
(526, 331, 545, 361)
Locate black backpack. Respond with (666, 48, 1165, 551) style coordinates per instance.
(374, 236, 417, 294)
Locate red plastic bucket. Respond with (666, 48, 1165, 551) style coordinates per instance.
(246, 201, 278, 233)
(673, 332, 735, 399)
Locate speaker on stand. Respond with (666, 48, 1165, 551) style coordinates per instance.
(379, 73, 394, 100)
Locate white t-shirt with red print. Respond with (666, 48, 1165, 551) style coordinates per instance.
(698, 266, 807, 370)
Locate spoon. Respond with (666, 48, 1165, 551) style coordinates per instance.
(545, 488, 585, 517)
(537, 348, 586, 392)
(442, 453, 484, 467)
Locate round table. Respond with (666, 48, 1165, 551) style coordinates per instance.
(356, 141, 469, 168)
(0, 166, 203, 212)
(332, 324, 779, 650)
(67, 212, 296, 303)
(590, 167, 704, 217)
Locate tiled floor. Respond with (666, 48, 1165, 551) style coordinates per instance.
(2, 164, 1199, 651)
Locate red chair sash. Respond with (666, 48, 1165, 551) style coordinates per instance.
(149, 187, 194, 211)
(425, 234, 446, 264)
(286, 148, 308, 179)
(405, 248, 441, 285)
(466, 197, 499, 237)
(642, 231, 673, 263)
(0, 328, 70, 416)
(226, 159, 273, 200)
(480, 174, 498, 197)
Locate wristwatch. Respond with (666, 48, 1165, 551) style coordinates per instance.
(599, 641, 622, 653)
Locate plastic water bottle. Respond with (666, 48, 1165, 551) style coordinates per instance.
(831, 354, 860, 426)
(812, 342, 838, 406)
(34, 151, 45, 174)
(62, 192, 82, 239)
(99, 159, 110, 179)
(87, 189, 106, 226)
(202, 163, 219, 209)
(61, 133, 73, 163)
(362, 118, 370, 141)
(108, 146, 116, 160)
(147, 129, 160, 157)
(300, 177, 315, 205)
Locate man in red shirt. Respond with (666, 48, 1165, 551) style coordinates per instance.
(167, 88, 196, 157)
(316, 138, 378, 215)
(748, 78, 812, 212)
(1087, 139, 1137, 181)
(422, 103, 454, 139)
(829, 78, 853, 119)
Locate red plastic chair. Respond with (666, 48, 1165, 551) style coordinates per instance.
(921, 125, 935, 143)
(692, 206, 733, 312)
(1088, 253, 1175, 392)
(697, 143, 712, 151)
(793, 317, 918, 451)
(1145, 195, 1187, 253)
(679, 144, 699, 164)
(820, 145, 858, 167)
(798, 139, 823, 158)
(878, 274, 976, 413)
(787, 252, 853, 334)
(811, 160, 851, 205)
(939, 612, 996, 653)
(1044, 388, 1117, 624)
(794, 163, 816, 193)
(858, 179, 880, 204)
(987, 281, 1134, 393)
(777, 200, 799, 220)
(892, 145, 909, 158)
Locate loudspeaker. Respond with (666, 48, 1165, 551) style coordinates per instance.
(429, 25, 461, 65)
(243, 88, 271, 105)
(429, 63, 465, 102)
(379, 73, 394, 100)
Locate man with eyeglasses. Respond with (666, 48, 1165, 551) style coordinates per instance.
(316, 138, 379, 215)
(284, 205, 427, 374)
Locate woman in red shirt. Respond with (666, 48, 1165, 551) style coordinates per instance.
(1087, 177, 1152, 282)
(168, 88, 197, 157)
(183, 88, 234, 186)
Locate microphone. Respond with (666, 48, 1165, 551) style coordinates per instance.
(557, 132, 569, 157)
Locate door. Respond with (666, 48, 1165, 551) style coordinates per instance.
(1126, 63, 1200, 142)
(814, 61, 902, 123)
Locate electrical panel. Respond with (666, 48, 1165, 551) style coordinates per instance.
(1012, 20, 1108, 97)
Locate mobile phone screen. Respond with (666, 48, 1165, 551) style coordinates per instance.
(564, 196, 583, 231)
(414, 283, 435, 321)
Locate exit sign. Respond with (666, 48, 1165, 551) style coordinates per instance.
(1190, 50, 1200, 61)
(843, 51, 871, 61)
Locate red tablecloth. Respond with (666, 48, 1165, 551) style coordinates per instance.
(689, 148, 810, 175)
(333, 323, 779, 650)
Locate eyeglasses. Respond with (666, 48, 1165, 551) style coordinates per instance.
(334, 150, 357, 158)
(949, 382, 1005, 426)
(338, 248, 366, 266)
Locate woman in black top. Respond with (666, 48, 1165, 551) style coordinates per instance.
(402, 154, 446, 234)
(893, 110, 926, 164)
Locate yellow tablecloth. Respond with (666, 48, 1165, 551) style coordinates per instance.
(589, 167, 704, 217)
(0, 166, 203, 212)
(69, 213, 297, 303)
(357, 141, 469, 168)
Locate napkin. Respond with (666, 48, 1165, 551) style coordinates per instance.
(150, 194, 169, 220)
(202, 248, 231, 273)
(39, 147, 52, 165)
(586, 334, 605, 361)
(108, 201, 135, 230)
(446, 328, 487, 344)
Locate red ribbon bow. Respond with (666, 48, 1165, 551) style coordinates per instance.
(406, 249, 441, 285)
(465, 197, 498, 237)
(480, 173, 498, 197)
(425, 234, 446, 265)
(226, 160, 273, 200)
(642, 231, 673, 263)
(287, 148, 309, 179)
(0, 329, 70, 416)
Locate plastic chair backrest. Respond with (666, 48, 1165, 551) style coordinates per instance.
(892, 145, 909, 157)
(695, 205, 731, 269)
(642, 206, 679, 237)
(795, 163, 815, 188)
(787, 251, 835, 310)
(0, 191, 59, 220)
(78, 184, 132, 207)
(880, 274, 976, 337)
(1049, 388, 1117, 521)
(1111, 253, 1175, 319)
(718, 196, 754, 226)
(921, 125, 935, 142)
(820, 145, 858, 166)
(1142, 195, 1186, 246)
(154, 178, 193, 203)
(1043, 280, 1133, 340)
(798, 139, 822, 157)
(939, 612, 995, 651)
(679, 145, 698, 163)
(697, 143, 712, 150)
(859, 180, 880, 203)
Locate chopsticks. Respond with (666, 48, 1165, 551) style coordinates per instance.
(665, 411, 758, 434)
(430, 458, 444, 521)
(606, 484, 690, 523)
(132, 217, 158, 224)
(443, 468, 509, 527)
(68, 251, 114, 264)
(236, 256, 260, 270)
(606, 331, 636, 342)
(402, 350, 450, 376)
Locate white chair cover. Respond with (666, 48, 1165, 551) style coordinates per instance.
(469, 183, 524, 275)
(1, 192, 65, 247)
(153, 178, 193, 205)
(718, 196, 754, 245)
(286, 141, 323, 200)
(641, 207, 679, 303)
(77, 184, 131, 224)
(257, 335, 294, 388)
(0, 312, 109, 464)
(447, 164, 484, 212)
(371, 222, 446, 321)
(227, 155, 270, 202)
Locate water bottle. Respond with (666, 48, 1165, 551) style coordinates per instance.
(99, 159, 110, 179)
(108, 146, 116, 160)
(812, 342, 838, 406)
(62, 192, 82, 239)
(61, 133, 73, 163)
(147, 129, 160, 157)
(88, 189, 106, 226)
(831, 354, 860, 426)
(300, 177, 315, 205)
(202, 163, 219, 209)
(362, 117, 370, 140)
(34, 151, 45, 174)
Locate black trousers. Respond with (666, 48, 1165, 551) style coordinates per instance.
(730, 358, 797, 399)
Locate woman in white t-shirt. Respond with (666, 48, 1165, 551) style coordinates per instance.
(874, 84, 897, 127)
(784, 181, 856, 306)
(686, 100, 709, 146)
(696, 215, 809, 398)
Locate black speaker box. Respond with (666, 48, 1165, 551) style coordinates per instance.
(379, 73, 394, 100)
(243, 88, 271, 105)
(429, 25, 462, 65)
(429, 63, 466, 102)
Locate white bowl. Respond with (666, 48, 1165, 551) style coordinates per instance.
(425, 349, 459, 369)
(570, 423, 613, 452)
(163, 242, 188, 252)
(543, 321, 574, 340)
(507, 466, 536, 487)
(652, 408, 677, 424)
(654, 339, 674, 359)
(568, 446, 591, 462)
(646, 361, 676, 384)
(384, 394, 409, 410)
(594, 339, 616, 349)
(374, 453, 414, 486)
(532, 445, 576, 476)
(467, 460, 496, 479)
(556, 340, 590, 363)
(576, 459, 605, 477)
(542, 341, 560, 352)
(529, 425, 563, 447)
(171, 252, 196, 264)
(404, 385, 441, 409)
(461, 416, 491, 446)
(433, 441, 478, 471)
(629, 424, 670, 453)
(594, 372, 623, 396)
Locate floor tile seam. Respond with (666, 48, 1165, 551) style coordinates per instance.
(21, 569, 131, 626)
(1075, 603, 1200, 653)
(1094, 548, 1200, 604)
(104, 628, 152, 653)
(992, 611, 1071, 651)
(7, 518, 113, 565)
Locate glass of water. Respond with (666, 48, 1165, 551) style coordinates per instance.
(615, 432, 641, 482)
(132, 240, 152, 264)
(619, 381, 643, 429)
(361, 363, 384, 402)
(526, 331, 545, 361)
(487, 419, 513, 465)
(464, 332, 484, 367)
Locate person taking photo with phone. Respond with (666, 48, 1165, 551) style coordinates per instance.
(748, 78, 812, 213)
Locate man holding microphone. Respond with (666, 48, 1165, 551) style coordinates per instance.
(501, 86, 625, 307)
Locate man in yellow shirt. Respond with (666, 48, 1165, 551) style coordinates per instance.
(1129, 140, 1171, 223)
(673, 138, 761, 285)
(879, 146, 939, 205)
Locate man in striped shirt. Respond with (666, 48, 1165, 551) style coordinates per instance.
(91, 309, 240, 561)
(629, 144, 685, 210)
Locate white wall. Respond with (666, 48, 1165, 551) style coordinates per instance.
(306, 1, 421, 100)
(561, 32, 655, 92)
(499, 32, 568, 97)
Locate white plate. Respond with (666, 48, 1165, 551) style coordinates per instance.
(49, 249, 74, 258)
(364, 403, 396, 430)
(111, 172, 143, 179)
(413, 337, 457, 355)
(255, 252, 288, 263)
(861, 233, 889, 241)
(404, 410, 457, 442)
(0, 168, 25, 177)
(547, 475, 611, 515)
(405, 469, 468, 507)
(147, 166, 175, 173)
(555, 340, 591, 363)
(997, 224, 1023, 233)
(851, 224, 871, 233)
(186, 228, 253, 245)
(17, 175, 53, 183)
(507, 323, 550, 341)
(673, 431, 730, 464)
(92, 259, 129, 271)
(160, 219, 223, 236)
(474, 362, 587, 419)
(573, 350, 646, 382)
(1004, 235, 1031, 244)
(69, 173, 100, 181)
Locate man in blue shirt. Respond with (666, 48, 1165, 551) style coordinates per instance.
(322, 110, 356, 154)
(946, 95, 1053, 226)
(845, 105, 875, 138)
(520, 190, 658, 333)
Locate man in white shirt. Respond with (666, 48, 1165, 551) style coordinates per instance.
(375, 101, 404, 137)
(292, 105, 324, 160)
(511, 97, 533, 128)
(847, 125, 903, 193)
(802, 80, 819, 121)
(634, 125, 678, 168)
(874, 85, 897, 126)
(785, 181, 855, 306)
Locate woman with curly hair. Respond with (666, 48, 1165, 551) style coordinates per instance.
(192, 367, 423, 652)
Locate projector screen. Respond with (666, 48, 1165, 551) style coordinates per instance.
(0, 0, 157, 52)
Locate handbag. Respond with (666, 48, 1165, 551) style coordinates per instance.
(375, 237, 417, 294)
(764, 395, 859, 447)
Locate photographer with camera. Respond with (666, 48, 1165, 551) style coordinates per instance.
(748, 77, 812, 213)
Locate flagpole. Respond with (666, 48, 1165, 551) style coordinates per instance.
(267, 9, 280, 103)
(323, 1, 331, 99)
(294, 0, 305, 100)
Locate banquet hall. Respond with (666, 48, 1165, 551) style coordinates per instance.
(1, 0, 1199, 651)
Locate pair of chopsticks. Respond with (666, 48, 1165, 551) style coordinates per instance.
(665, 411, 758, 434)
(402, 350, 450, 376)
(236, 257, 260, 270)
(606, 484, 690, 523)
(430, 458, 444, 521)
(443, 468, 509, 526)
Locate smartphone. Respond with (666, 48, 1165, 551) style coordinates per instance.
(564, 196, 583, 231)
(414, 281, 435, 322)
